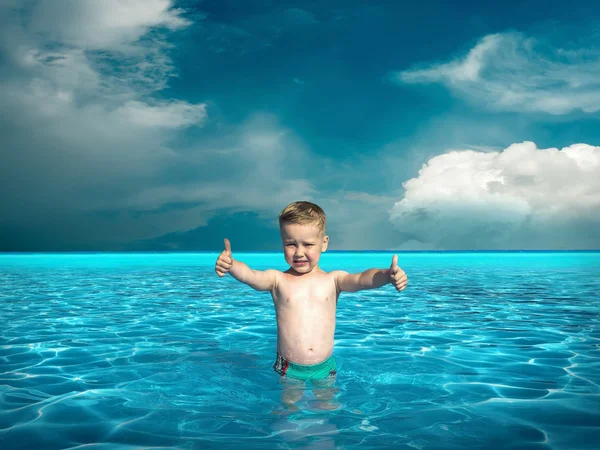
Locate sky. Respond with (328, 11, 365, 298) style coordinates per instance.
(1, 0, 599, 252)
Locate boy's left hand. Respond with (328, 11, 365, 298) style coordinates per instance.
(389, 255, 408, 292)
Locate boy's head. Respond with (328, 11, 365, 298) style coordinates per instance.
(279, 201, 328, 273)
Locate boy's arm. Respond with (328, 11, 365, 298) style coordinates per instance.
(230, 260, 278, 292)
(333, 255, 408, 293)
(215, 238, 277, 292)
(333, 269, 391, 293)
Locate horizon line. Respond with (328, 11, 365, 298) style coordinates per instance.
(1, 249, 599, 255)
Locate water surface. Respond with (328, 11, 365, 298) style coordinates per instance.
(1, 252, 599, 449)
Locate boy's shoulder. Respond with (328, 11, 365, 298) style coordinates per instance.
(328, 269, 350, 278)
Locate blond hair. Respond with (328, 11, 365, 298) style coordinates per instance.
(279, 201, 326, 235)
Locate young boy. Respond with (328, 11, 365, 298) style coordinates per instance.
(215, 201, 408, 408)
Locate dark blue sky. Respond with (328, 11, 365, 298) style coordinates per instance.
(0, 0, 599, 251)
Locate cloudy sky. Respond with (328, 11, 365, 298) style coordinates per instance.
(1, 0, 599, 252)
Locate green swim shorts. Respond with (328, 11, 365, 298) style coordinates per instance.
(272, 353, 337, 381)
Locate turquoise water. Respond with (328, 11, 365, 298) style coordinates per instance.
(1, 252, 599, 450)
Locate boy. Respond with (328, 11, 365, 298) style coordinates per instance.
(215, 201, 408, 408)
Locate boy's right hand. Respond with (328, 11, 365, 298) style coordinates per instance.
(215, 238, 234, 277)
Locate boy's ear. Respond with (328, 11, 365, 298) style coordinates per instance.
(322, 235, 329, 251)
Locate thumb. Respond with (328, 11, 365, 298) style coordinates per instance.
(224, 238, 232, 256)
(390, 254, 398, 273)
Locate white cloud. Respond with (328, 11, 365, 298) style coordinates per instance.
(389, 142, 600, 249)
(1, 0, 204, 115)
(0, 0, 208, 137)
(29, 0, 190, 50)
(0, 1, 219, 248)
(396, 32, 600, 115)
(115, 100, 207, 128)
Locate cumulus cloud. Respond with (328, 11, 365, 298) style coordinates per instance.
(390, 142, 600, 249)
(396, 32, 600, 115)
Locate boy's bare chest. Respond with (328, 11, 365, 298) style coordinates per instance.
(275, 275, 337, 305)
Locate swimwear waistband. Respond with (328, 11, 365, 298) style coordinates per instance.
(273, 353, 337, 380)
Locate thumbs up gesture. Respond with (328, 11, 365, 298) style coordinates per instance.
(215, 238, 234, 277)
(389, 254, 408, 292)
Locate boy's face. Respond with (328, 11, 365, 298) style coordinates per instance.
(280, 222, 328, 274)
